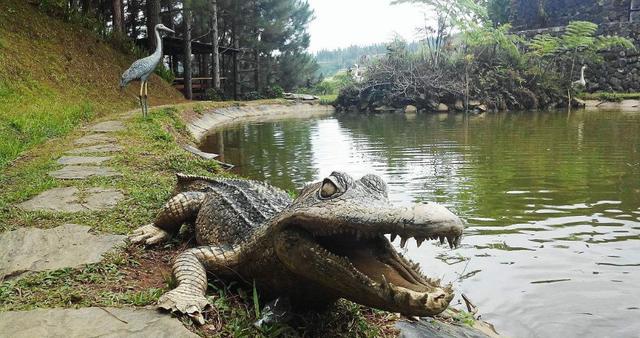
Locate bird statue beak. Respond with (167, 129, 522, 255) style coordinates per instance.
(165, 28, 175, 34)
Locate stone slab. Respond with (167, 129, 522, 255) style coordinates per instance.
(0, 307, 197, 338)
(17, 187, 124, 212)
(182, 144, 219, 160)
(57, 156, 113, 165)
(49, 165, 120, 179)
(74, 134, 116, 145)
(0, 224, 125, 280)
(87, 121, 125, 132)
(66, 144, 123, 154)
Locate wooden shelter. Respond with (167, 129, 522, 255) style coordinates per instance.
(136, 37, 240, 99)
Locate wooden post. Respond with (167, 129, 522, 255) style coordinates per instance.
(183, 1, 193, 100)
(210, 0, 221, 90)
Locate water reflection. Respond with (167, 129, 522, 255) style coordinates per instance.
(200, 110, 640, 338)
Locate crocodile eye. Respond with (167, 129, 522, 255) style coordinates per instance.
(320, 179, 339, 199)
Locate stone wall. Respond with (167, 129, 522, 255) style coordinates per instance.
(516, 21, 640, 93)
(510, 0, 632, 30)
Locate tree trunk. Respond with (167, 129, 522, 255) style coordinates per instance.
(146, 0, 161, 50)
(69, 0, 79, 13)
(81, 0, 93, 15)
(112, 0, 124, 35)
(127, 0, 140, 39)
(254, 50, 260, 93)
(232, 1, 240, 100)
(210, 0, 221, 90)
(183, 4, 193, 100)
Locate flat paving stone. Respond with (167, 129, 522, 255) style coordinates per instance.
(74, 134, 116, 145)
(49, 165, 120, 179)
(0, 307, 197, 338)
(0, 224, 125, 280)
(66, 144, 123, 154)
(57, 156, 113, 165)
(17, 187, 124, 212)
(87, 120, 125, 132)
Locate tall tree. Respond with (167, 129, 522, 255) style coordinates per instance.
(112, 0, 124, 35)
(146, 0, 161, 49)
(183, 0, 193, 99)
(209, 0, 220, 90)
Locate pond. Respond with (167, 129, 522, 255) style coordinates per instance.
(200, 110, 640, 338)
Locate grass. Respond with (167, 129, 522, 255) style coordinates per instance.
(318, 94, 338, 106)
(0, 0, 183, 169)
(0, 100, 399, 337)
(578, 92, 640, 102)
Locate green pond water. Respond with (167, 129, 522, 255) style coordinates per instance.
(200, 110, 640, 338)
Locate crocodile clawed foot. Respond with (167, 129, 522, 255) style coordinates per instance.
(158, 288, 211, 325)
(130, 224, 170, 245)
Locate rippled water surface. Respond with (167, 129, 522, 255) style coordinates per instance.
(200, 110, 640, 338)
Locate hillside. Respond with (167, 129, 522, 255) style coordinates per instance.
(0, 0, 184, 168)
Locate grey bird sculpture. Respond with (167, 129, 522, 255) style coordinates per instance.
(120, 24, 175, 117)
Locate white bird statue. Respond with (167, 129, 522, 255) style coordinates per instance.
(120, 24, 175, 117)
(572, 65, 587, 88)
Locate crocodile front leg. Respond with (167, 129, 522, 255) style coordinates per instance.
(159, 245, 240, 324)
(131, 192, 206, 245)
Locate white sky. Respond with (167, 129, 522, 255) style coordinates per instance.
(307, 0, 429, 52)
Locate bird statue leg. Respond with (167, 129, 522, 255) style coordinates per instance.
(144, 81, 149, 116)
(139, 81, 145, 117)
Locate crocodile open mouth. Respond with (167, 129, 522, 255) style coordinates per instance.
(314, 230, 453, 291)
(287, 228, 458, 316)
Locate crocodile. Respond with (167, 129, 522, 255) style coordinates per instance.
(131, 171, 464, 322)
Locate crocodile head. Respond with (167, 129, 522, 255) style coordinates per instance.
(273, 172, 464, 316)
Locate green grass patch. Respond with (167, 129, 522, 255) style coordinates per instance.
(318, 94, 338, 106)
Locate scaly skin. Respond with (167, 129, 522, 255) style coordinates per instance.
(131, 172, 464, 323)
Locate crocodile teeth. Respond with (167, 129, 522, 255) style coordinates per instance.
(390, 233, 398, 242)
(446, 236, 455, 249)
(415, 237, 425, 247)
(400, 237, 408, 248)
(381, 274, 391, 291)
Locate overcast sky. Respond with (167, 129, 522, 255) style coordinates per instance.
(306, 0, 429, 53)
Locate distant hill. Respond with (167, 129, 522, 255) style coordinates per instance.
(314, 42, 422, 77)
(0, 0, 184, 168)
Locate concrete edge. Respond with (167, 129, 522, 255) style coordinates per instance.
(185, 103, 335, 142)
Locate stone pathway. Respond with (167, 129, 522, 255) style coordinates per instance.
(44, 120, 124, 181)
(1, 119, 195, 334)
(57, 156, 113, 165)
(49, 165, 121, 179)
(0, 307, 198, 337)
(0, 224, 125, 280)
(74, 134, 116, 145)
(18, 187, 123, 212)
(86, 120, 125, 132)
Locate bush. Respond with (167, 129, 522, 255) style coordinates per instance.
(205, 88, 225, 101)
(154, 64, 175, 84)
(262, 85, 284, 99)
(242, 91, 263, 101)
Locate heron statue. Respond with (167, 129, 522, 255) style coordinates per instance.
(572, 65, 587, 88)
(120, 24, 175, 117)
